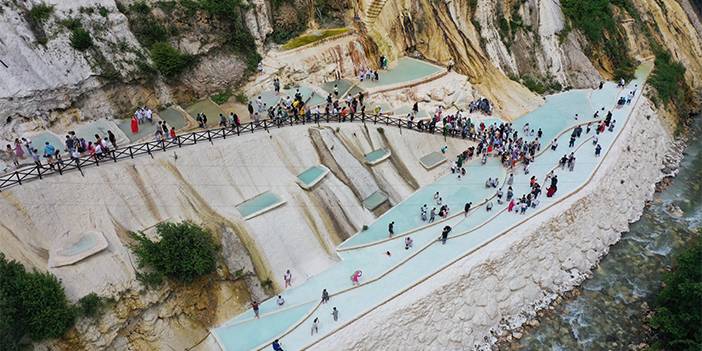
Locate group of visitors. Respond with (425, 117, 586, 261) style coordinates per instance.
(129, 106, 154, 134)
(4, 129, 121, 171)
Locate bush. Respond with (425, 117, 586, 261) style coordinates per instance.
(650, 235, 702, 350)
(131, 20, 169, 48)
(149, 42, 195, 78)
(0, 254, 76, 350)
(130, 221, 219, 284)
(60, 18, 82, 30)
(649, 49, 687, 107)
(211, 89, 232, 104)
(78, 293, 104, 318)
(70, 28, 94, 51)
(28, 3, 54, 23)
(234, 91, 248, 104)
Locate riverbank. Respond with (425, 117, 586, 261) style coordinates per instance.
(509, 118, 699, 350)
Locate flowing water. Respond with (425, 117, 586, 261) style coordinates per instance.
(514, 121, 702, 350)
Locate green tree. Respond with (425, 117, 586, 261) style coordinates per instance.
(130, 221, 219, 284)
(0, 254, 76, 349)
(650, 235, 702, 350)
(149, 42, 195, 78)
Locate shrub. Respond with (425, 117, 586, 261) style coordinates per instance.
(650, 235, 702, 350)
(98, 6, 109, 17)
(0, 254, 76, 349)
(149, 42, 195, 78)
(561, 0, 635, 81)
(28, 3, 54, 23)
(130, 16, 169, 48)
(211, 89, 232, 104)
(234, 91, 248, 104)
(129, 221, 219, 284)
(649, 49, 687, 107)
(70, 28, 93, 51)
(78, 293, 104, 318)
(60, 18, 82, 30)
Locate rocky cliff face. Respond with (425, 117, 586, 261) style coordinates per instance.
(359, 0, 702, 114)
(0, 0, 273, 140)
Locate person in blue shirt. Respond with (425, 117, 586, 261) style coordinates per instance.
(271, 339, 283, 351)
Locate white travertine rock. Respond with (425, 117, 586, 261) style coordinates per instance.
(311, 98, 672, 351)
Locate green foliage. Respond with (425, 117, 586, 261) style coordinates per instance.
(79, 6, 95, 15)
(211, 89, 232, 105)
(129, 221, 219, 284)
(0, 254, 76, 350)
(149, 42, 195, 79)
(234, 91, 248, 104)
(26, 3, 54, 45)
(520, 75, 563, 95)
(78, 293, 104, 318)
(649, 49, 687, 107)
(650, 235, 702, 350)
(560, 0, 636, 81)
(28, 3, 54, 23)
(132, 20, 169, 48)
(98, 5, 109, 17)
(130, 1, 151, 15)
(70, 27, 94, 51)
(280, 28, 348, 50)
(60, 17, 82, 30)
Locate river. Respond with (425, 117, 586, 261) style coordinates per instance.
(513, 120, 701, 350)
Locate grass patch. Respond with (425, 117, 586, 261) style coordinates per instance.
(281, 28, 348, 50)
(211, 89, 232, 105)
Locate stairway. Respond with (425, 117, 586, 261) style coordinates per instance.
(361, 0, 389, 30)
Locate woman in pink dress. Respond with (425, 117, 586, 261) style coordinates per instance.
(13, 138, 24, 159)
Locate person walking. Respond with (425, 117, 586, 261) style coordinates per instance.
(272, 339, 284, 351)
(251, 301, 260, 318)
(321, 289, 330, 303)
(441, 225, 452, 244)
(311, 317, 319, 335)
(464, 202, 472, 216)
(284, 269, 292, 288)
(107, 130, 117, 149)
(277, 295, 285, 306)
(388, 221, 395, 238)
(331, 307, 339, 322)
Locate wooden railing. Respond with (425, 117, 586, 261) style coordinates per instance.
(0, 112, 460, 191)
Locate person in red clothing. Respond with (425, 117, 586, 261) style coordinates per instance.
(169, 127, 176, 140)
(130, 115, 139, 134)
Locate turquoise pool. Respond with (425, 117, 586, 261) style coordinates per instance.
(359, 57, 443, 89)
(364, 149, 390, 165)
(297, 165, 329, 189)
(419, 151, 447, 169)
(236, 191, 286, 220)
(159, 106, 189, 130)
(58, 234, 98, 257)
(362, 190, 389, 210)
